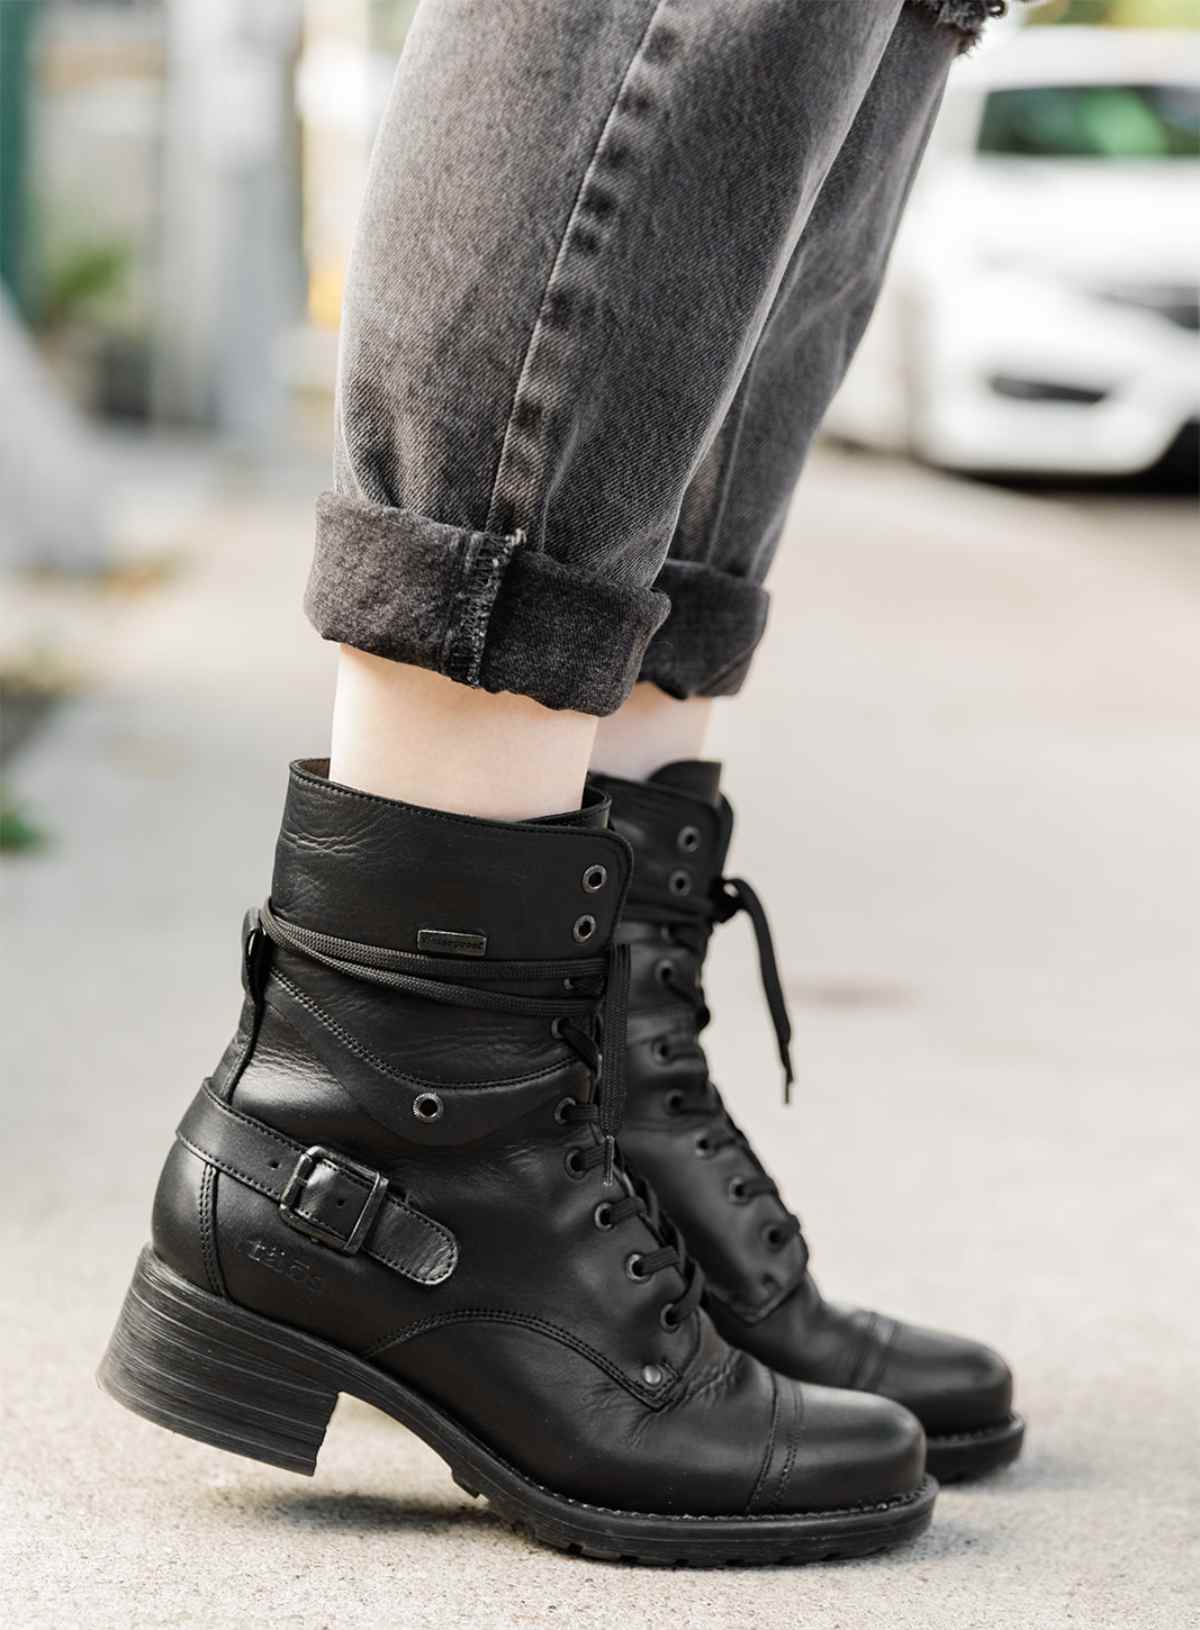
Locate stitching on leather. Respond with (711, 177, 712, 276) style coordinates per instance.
(271, 973, 568, 1095)
(290, 763, 625, 855)
(194, 1088, 456, 1264)
(198, 1160, 225, 1297)
(191, 1083, 458, 1259)
(154, 1252, 936, 1528)
(179, 1130, 453, 1286)
(747, 1370, 779, 1514)
(363, 1308, 676, 1405)
(771, 1386, 801, 1511)
(181, 1089, 457, 1284)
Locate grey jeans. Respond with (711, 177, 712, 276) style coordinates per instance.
(307, 1, 979, 716)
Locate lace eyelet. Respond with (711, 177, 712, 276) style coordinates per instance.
(668, 868, 692, 897)
(659, 1302, 681, 1332)
(677, 825, 701, 855)
(564, 1147, 588, 1180)
(413, 1092, 443, 1122)
(694, 1134, 713, 1159)
(550, 1016, 567, 1039)
(581, 864, 608, 893)
(572, 913, 597, 943)
(641, 1362, 665, 1387)
(762, 1223, 787, 1252)
(593, 1202, 614, 1231)
(554, 1096, 575, 1125)
(727, 1176, 749, 1204)
(655, 957, 674, 986)
(625, 1252, 648, 1282)
(665, 1089, 685, 1116)
(651, 1038, 672, 1065)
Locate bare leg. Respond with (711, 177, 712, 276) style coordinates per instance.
(330, 647, 596, 820)
(591, 684, 712, 783)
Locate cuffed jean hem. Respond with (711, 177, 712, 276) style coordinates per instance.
(637, 560, 770, 702)
(306, 493, 670, 717)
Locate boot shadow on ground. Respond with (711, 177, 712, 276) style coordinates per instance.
(206, 1485, 502, 1542)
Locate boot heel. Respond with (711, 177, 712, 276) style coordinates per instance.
(98, 1247, 337, 1476)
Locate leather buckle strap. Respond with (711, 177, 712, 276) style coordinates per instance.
(279, 1145, 388, 1255)
(177, 1085, 457, 1286)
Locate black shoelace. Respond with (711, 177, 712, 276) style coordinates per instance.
(256, 899, 705, 1324)
(634, 873, 807, 1260)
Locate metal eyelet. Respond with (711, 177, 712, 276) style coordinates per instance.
(727, 1176, 749, 1204)
(564, 1147, 588, 1179)
(412, 1092, 443, 1122)
(641, 1362, 665, 1387)
(582, 864, 608, 893)
(677, 825, 701, 855)
(572, 913, 597, 943)
(655, 957, 674, 986)
(762, 1223, 787, 1252)
(625, 1252, 648, 1282)
(651, 1038, 672, 1065)
(593, 1202, 615, 1231)
(659, 1302, 681, 1332)
(668, 869, 692, 897)
(665, 1089, 685, 1116)
(550, 1017, 567, 1039)
(694, 1134, 713, 1159)
(554, 1096, 575, 1125)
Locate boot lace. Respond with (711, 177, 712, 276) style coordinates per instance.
(634, 874, 808, 1264)
(256, 899, 705, 1327)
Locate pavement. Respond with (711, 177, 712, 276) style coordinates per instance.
(3, 446, 1198, 1629)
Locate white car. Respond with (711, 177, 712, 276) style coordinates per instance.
(826, 27, 1200, 477)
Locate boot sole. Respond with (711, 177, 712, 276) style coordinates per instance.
(925, 1414, 1024, 1483)
(99, 1248, 936, 1566)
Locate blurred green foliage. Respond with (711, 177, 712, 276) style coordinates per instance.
(36, 240, 132, 333)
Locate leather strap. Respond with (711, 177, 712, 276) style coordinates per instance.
(177, 1086, 457, 1285)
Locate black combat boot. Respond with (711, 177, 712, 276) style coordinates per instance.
(100, 760, 935, 1563)
(592, 761, 1024, 1483)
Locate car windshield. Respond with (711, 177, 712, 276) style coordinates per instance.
(978, 84, 1200, 159)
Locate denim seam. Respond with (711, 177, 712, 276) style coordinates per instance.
(483, 0, 671, 538)
(440, 530, 521, 688)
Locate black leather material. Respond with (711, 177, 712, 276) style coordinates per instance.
(177, 1086, 458, 1283)
(595, 762, 1017, 1442)
(147, 759, 927, 1519)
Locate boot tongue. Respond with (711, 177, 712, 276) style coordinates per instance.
(648, 759, 723, 807)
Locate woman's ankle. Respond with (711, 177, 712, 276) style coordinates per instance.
(329, 648, 597, 821)
(590, 682, 713, 783)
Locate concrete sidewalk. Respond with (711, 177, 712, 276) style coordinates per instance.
(4, 450, 1197, 1628)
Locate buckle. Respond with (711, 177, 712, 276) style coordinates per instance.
(279, 1144, 388, 1254)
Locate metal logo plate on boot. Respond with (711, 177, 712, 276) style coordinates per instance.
(417, 928, 488, 957)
